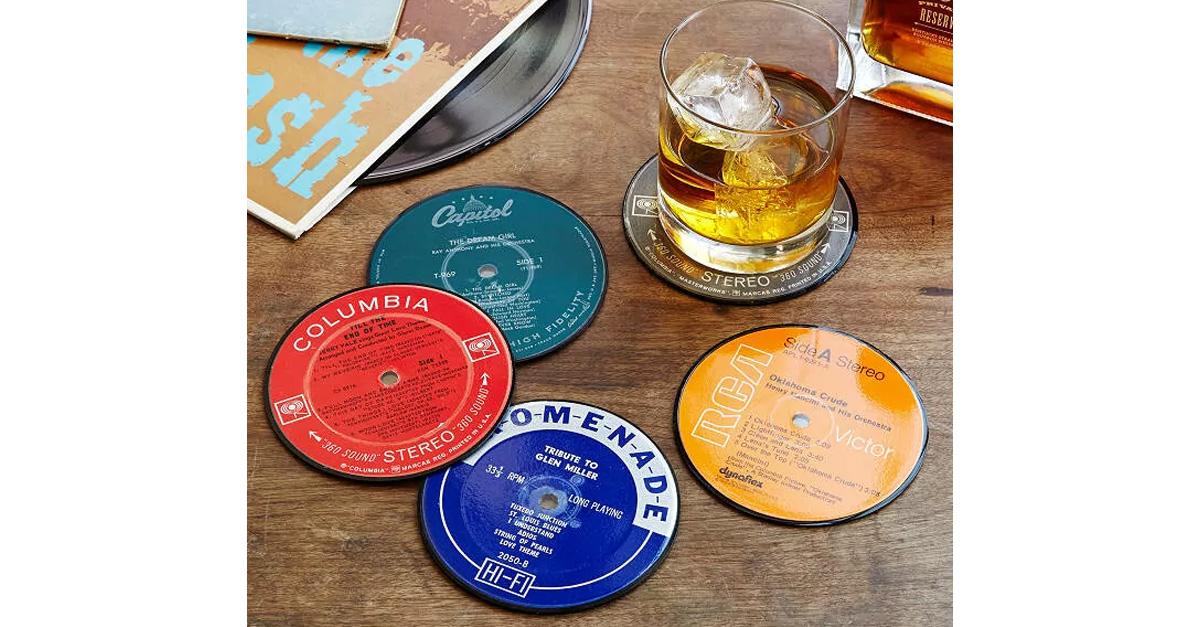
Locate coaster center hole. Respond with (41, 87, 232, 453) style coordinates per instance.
(792, 413, 810, 429)
(539, 493, 559, 510)
(478, 263, 498, 279)
(379, 370, 400, 387)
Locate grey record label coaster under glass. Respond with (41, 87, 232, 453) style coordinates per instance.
(622, 156, 857, 304)
(360, 0, 591, 183)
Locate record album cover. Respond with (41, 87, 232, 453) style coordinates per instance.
(248, 0, 408, 49)
(247, 0, 548, 238)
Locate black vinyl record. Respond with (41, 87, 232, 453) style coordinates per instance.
(360, 0, 591, 183)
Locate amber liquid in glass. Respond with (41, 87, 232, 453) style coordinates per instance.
(861, 0, 954, 86)
(658, 66, 840, 246)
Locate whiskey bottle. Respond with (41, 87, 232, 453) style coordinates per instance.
(841, 0, 953, 125)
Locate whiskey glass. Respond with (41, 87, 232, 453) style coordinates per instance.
(658, 0, 854, 274)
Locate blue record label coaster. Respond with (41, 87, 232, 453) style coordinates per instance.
(369, 187, 607, 362)
(420, 400, 679, 613)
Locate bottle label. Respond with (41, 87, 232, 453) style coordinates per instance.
(913, 1, 953, 48)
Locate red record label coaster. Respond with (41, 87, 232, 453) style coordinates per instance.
(265, 284, 514, 481)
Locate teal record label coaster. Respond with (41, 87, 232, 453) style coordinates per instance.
(370, 187, 606, 362)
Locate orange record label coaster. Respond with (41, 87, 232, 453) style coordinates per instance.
(265, 284, 514, 481)
(675, 325, 927, 525)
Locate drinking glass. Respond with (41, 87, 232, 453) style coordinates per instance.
(658, 0, 855, 274)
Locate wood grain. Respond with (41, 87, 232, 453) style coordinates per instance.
(248, 0, 952, 624)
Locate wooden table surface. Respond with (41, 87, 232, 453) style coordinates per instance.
(248, 0, 952, 624)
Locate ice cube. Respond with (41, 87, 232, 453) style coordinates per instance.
(722, 135, 811, 188)
(670, 52, 775, 149)
(714, 135, 813, 242)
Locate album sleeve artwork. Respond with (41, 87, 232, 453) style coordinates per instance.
(247, 0, 544, 237)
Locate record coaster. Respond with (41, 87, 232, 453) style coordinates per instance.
(265, 284, 514, 481)
(675, 325, 927, 525)
(360, 0, 592, 182)
(369, 186, 606, 362)
(421, 400, 679, 613)
(623, 156, 857, 304)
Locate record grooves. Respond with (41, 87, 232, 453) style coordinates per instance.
(361, 0, 592, 182)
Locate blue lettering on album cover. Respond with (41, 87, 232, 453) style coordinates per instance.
(304, 44, 371, 78)
(247, 37, 426, 197)
(364, 39, 425, 87)
(247, 94, 324, 166)
(247, 72, 273, 108)
(271, 91, 371, 198)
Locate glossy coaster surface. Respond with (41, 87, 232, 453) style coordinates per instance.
(360, 0, 592, 182)
(369, 186, 606, 362)
(265, 284, 514, 481)
(676, 325, 926, 525)
(623, 156, 857, 304)
(421, 400, 678, 613)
